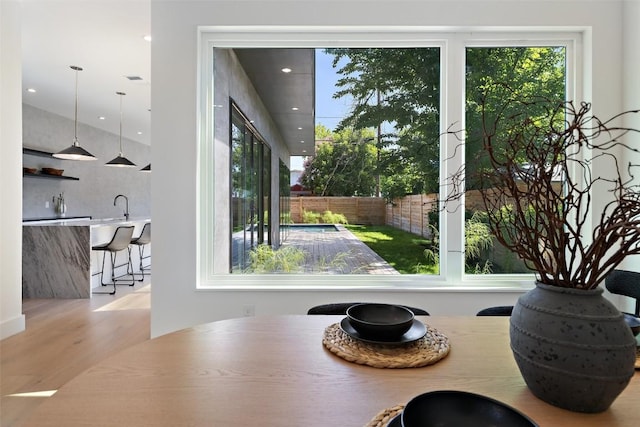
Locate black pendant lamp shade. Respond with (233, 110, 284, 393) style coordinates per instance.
(140, 163, 151, 172)
(106, 91, 136, 167)
(53, 66, 97, 161)
(106, 154, 137, 167)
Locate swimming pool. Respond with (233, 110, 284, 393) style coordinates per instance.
(287, 224, 339, 232)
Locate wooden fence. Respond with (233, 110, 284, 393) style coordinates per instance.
(386, 194, 438, 238)
(289, 185, 554, 238)
(289, 195, 437, 237)
(289, 197, 386, 225)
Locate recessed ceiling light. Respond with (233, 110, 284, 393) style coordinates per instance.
(281, 67, 292, 73)
(300, 141, 305, 143)
(143, 35, 152, 42)
(291, 107, 299, 111)
(98, 116, 106, 120)
(297, 127, 303, 130)
(137, 131, 143, 135)
(27, 88, 36, 93)
(302, 149, 307, 153)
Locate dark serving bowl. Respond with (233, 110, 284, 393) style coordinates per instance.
(346, 303, 414, 339)
(623, 313, 640, 336)
(401, 390, 538, 427)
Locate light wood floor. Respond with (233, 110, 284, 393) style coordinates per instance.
(1, 278, 151, 427)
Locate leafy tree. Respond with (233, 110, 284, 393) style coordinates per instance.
(465, 47, 566, 189)
(300, 126, 377, 196)
(326, 47, 441, 197)
(322, 46, 566, 196)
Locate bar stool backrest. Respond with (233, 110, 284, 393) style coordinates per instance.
(107, 226, 135, 252)
(134, 223, 151, 245)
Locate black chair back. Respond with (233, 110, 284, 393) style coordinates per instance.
(605, 269, 640, 316)
(476, 305, 513, 316)
(307, 302, 429, 316)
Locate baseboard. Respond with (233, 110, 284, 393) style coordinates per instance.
(0, 313, 26, 340)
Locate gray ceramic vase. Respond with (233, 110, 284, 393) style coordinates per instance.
(510, 282, 637, 413)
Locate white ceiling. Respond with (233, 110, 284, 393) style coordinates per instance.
(21, 0, 152, 146)
(20, 1, 316, 156)
(235, 48, 316, 156)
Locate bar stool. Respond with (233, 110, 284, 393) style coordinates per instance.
(129, 222, 151, 281)
(92, 225, 135, 295)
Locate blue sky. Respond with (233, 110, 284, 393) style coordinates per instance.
(314, 49, 352, 131)
(291, 49, 350, 171)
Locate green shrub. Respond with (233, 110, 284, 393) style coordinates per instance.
(302, 209, 321, 224)
(321, 210, 348, 224)
(315, 251, 350, 273)
(246, 244, 306, 273)
(420, 211, 494, 274)
(280, 212, 293, 224)
(422, 224, 439, 266)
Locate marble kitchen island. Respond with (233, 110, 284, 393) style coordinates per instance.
(22, 217, 151, 298)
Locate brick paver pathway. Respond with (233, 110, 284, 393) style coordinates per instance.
(281, 225, 399, 274)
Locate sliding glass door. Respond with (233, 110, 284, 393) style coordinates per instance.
(231, 104, 272, 272)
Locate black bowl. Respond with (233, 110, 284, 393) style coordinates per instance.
(401, 390, 537, 427)
(346, 303, 414, 339)
(623, 313, 640, 336)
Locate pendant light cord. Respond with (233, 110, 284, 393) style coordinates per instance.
(117, 92, 126, 155)
(71, 66, 83, 144)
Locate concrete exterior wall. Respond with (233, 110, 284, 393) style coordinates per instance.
(22, 104, 151, 220)
(211, 48, 290, 272)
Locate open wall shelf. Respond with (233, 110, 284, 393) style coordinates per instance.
(23, 172, 80, 181)
(23, 147, 57, 158)
(23, 147, 80, 181)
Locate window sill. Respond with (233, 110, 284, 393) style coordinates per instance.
(196, 274, 536, 292)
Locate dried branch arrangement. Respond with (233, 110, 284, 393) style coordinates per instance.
(446, 95, 640, 289)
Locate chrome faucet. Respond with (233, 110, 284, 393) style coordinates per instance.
(114, 194, 130, 220)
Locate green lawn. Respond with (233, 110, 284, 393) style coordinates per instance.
(345, 224, 438, 274)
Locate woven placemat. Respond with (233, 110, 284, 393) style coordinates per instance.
(322, 322, 450, 368)
(364, 404, 405, 427)
(636, 347, 640, 370)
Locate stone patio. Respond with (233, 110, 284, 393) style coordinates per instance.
(281, 224, 399, 274)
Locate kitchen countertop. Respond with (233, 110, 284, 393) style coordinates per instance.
(22, 216, 92, 223)
(23, 217, 150, 227)
(22, 216, 151, 298)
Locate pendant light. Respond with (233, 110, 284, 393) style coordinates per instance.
(53, 66, 97, 160)
(140, 164, 151, 172)
(106, 92, 136, 167)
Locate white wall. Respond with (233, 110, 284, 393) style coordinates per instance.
(617, 0, 640, 313)
(150, 0, 631, 337)
(0, 0, 26, 339)
(22, 104, 151, 220)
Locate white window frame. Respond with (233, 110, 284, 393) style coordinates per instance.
(197, 26, 583, 290)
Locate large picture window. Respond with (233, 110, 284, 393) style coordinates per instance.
(464, 46, 567, 275)
(199, 29, 579, 288)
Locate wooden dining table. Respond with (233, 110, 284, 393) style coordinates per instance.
(22, 315, 639, 426)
